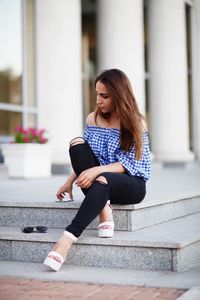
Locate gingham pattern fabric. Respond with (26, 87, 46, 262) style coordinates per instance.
(83, 125, 151, 181)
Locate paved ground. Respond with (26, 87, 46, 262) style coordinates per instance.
(0, 277, 185, 300)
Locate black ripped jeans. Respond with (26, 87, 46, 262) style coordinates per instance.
(66, 141, 146, 238)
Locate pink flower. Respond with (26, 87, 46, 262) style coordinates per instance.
(15, 126, 23, 133)
(39, 137, 47, 144)
(27, 128, 37, 136)
(15, 126, 28, 134)
(14, 125, 48, 144)
(39, 129, 45, 136)
(23, 137, 30, 143)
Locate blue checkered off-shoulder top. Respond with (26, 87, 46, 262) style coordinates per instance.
(83, 125, 151, 181)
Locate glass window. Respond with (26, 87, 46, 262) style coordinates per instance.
(0, 0, 22, 105)
(82, 0, 97, 120)
(0, 110, 22, 136)
(0, 0, 37, 140)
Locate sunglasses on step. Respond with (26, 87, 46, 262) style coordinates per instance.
(21, 226, 48, 233)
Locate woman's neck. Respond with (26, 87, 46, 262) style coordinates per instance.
(100, 111, 120, 129)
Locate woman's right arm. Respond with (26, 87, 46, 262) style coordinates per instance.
(56, 172, 77, 201)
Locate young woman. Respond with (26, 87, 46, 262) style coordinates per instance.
(44, 68, 151, 271)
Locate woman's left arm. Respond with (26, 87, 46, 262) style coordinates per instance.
(75, 162, 125, 189)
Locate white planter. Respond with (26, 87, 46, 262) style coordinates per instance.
(1, 143, 53, 178)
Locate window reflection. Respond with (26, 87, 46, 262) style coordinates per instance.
(82, 0, 97, 120)
(0, 110, 22, 135)
(0, 0, 22, 105)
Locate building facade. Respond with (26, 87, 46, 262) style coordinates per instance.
(0, 0, 200, 168)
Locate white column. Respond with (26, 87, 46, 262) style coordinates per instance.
(97, 0, 146, 113)
(35, 0, 82, 164)
(192, 0, 200, 160)
(148, 0, 194, 162)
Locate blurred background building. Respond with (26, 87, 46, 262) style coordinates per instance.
(0, 0, 200, 171)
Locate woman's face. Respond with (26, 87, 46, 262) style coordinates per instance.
(95, 81, 115, 114)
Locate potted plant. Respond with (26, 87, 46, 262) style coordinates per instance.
(1, 126, 53, 178)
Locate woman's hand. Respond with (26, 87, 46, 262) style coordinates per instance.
(75, 162, 125, 189)
(56, 181, 73, 201)
(76, 166, 101, 189)
(56, 173, 77, 201)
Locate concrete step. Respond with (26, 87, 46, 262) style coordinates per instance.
(0, 193, 200, 231)
(0, 213, 200, 271)
(0, 261, 200, 289)
(0, 164, 8, 179)
(176, 287, 200, 300)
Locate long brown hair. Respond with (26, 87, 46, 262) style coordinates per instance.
(95, 69, 144, 160)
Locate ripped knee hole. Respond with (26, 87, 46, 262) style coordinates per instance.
(70, 137, 85, 147)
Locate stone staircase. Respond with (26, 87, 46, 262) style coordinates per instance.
(0, 175, 200, 272)
(0, 163, 8, 179)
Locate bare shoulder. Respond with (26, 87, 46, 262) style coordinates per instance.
(86, 112, 96, 126)
(141, 118, 148, 132)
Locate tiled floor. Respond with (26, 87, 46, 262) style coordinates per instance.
(0, 277, 185, 300)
